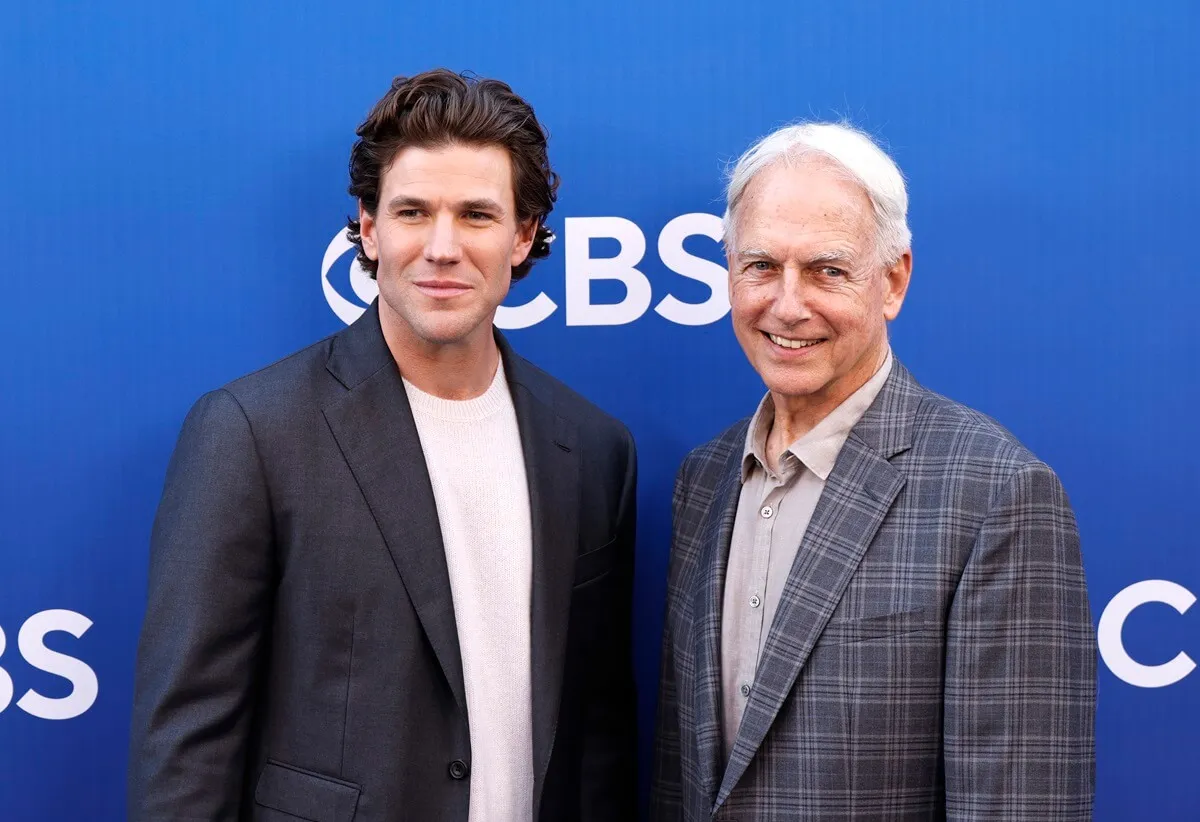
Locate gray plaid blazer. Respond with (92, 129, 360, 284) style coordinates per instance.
(651, 360, 1095, 821)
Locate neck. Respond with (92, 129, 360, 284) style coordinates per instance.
(765, 405, 816, 473)
(380, 313, 500, 401)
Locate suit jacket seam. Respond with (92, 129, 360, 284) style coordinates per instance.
(980, 455, 1047, 513)
(339, 606, 355, 776)
(216, 387, 277, 542)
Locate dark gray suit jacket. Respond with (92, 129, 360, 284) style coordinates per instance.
(652, 360, 1095, 821)
(128, 301, 638, 821)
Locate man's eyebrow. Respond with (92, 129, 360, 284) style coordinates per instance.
(385, 196, 507, 214)
(806, 249, 855, 265)
(733, 248, 859, 267)
(385, 195, 430, 211)
(460, 198, 505, 214)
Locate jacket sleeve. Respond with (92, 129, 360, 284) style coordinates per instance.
(579, 427, 639, 821)
(127, 388, 276, 821)
(648, 457, 690, 821)
(943, 460, 1096, 820)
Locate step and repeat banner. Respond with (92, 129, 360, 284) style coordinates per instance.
(1, 2, 1197, 819)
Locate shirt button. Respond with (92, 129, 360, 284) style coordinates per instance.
(448, 759, 469, 780)
(749, 595, 761, 608)
(740, 683, 751, 697)
(760, 505, 774, 519)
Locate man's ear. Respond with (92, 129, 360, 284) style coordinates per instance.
(511, 218, 537, 268)
(882, 250, 912, 321)
(358, 201, 379, 261)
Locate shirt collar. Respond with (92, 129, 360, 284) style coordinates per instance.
(742, 348, 894, 482)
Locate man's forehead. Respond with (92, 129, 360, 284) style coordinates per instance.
(735, 161, 872, 244)
(744, 160, 869, 216)
(383, 143, 514, 196)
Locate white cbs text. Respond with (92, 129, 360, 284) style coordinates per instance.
(323, 213, 729, 328)
(0, 609, 97, 720)
(1098, 580, 1195, 688)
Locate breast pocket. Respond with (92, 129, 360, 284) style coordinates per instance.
(254, 759, 361, 822)
(817, 607, 943, 647)
(573, 536, 618, 587)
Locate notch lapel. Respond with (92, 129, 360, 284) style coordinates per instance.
(321, 302, 466, 712)
(714, 364, 923, 809)
(501, 338, 581, 814)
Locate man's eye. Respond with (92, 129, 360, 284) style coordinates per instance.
(750, 261, 773, 272)
(465, 211, 491, 221)
(820, 266, 847, 277)
(397, 209, 422, 219)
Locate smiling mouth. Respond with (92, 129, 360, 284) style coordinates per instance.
(414, 281, 472, 297)
(763, 331, 824, 350)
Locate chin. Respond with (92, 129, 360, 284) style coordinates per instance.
(412, 315, 486, 346)
(767, 384, 824, 402)
(761, 369, 830, 401)
(415, 328, 472, 347)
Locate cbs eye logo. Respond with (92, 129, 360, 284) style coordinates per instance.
(0, 610, 97, 720)
(321, 213, 732, 329)
(321, 230, 379, 326)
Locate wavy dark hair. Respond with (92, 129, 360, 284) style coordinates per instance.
(346, 69, 559, 281)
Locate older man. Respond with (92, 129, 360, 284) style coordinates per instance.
(651, 122, 1095, 820)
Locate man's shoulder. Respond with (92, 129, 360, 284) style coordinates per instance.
(508, 351, 633, 449)
(207, 332, 340, 420)
(908, 383, 1044, 473)
(677, 418, 750, 487)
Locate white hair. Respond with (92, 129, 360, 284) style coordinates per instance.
(722, 121, 912, 265)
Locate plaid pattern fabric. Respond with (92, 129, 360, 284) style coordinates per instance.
(651, 361, 1095, 821)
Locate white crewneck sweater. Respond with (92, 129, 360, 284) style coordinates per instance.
(403, 359, 533, 822)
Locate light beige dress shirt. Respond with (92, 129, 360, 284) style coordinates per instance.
(721, 350, 894, 755)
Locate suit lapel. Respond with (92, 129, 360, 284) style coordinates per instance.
(321, 302, 467, 712)
(716, 438, 904, 805)
(689, 441, 745, 813)
(714, 362, 922, 809)
(500, 336, 581, 814)
(319, 306, 584, 803)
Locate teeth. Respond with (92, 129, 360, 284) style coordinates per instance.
(768, 333, 821, 350)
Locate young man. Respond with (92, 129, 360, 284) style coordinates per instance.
(129, 69, 638, 822)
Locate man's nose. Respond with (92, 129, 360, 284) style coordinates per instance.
(772, 270, 813, 324)
(424, 213, 462, 264)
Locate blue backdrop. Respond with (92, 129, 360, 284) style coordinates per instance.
(1, 2, 1197, 819)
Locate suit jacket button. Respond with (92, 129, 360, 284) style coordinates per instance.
(449, 759, 469, 780)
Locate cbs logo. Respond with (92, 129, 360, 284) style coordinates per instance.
(1098, 580, 1195, 688)
(0, 609, 97, 720)
(322, 213, 731, 329)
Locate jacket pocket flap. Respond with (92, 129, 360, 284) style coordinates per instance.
(254, 759, 361, 822)
(574, 536, 618, 586)
(819, 607, 942, 646)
